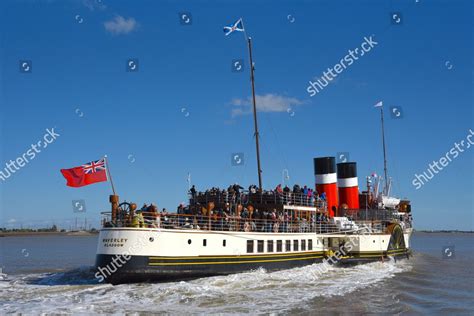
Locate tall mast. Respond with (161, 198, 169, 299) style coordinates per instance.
(247, 37, 263, 190)
(379, 107, 389, 195)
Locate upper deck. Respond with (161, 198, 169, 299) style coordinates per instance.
(190, 189, 325, 211)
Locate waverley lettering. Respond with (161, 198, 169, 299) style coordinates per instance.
(95, 236, 148, 282)
(0, 128, 60, 182)
(306, 35, 379, 97)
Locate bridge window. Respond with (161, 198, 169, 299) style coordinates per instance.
(285, 240, 291, 252)
(267, 240, 274, 252)
(276, 240, 283, 252)
(247, 240, 254, 253)
(308, 239, 313, 250)
(293, 240, 299, 251)
(301, 239, 306, 251)
(223, 240, 226, 247)
(257, 240, 264, 253)
(203, 239, 207, 246)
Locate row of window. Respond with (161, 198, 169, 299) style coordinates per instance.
(189, 238, 317, 253)
(191, 239, 228, 247)
(247, 239, 313, 253)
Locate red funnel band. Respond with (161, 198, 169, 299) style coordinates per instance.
(339, 186, 360, 209)
(316, 182, 338, 217)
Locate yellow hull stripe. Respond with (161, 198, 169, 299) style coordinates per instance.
(149, 255, 324, 266)
(150, 251, 324, 260)
(148, 249, 409, 265)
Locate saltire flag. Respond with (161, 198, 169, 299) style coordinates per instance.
(374, 101, 383, 108)
(223, 18, 244, 36)
(61, 158, 108, 188)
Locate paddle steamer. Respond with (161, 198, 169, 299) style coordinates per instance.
(95, 162, 413, 284)
(95, 29, 413, 284)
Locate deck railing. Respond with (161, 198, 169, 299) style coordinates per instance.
(101, 212, 392, 234)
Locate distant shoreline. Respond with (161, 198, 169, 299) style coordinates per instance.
(415, 230, 473, 234)
(0, 231, 99, 237)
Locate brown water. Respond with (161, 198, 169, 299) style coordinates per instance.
(0, 232, 473, 314)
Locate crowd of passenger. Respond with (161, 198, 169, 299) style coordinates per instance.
(125, 183, 332, 232)
(189, 184, 327, 207)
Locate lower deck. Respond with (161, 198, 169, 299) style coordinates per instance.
(95, 227, 412, 284)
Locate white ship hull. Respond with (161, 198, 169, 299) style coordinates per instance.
(95, 227, 412, 284)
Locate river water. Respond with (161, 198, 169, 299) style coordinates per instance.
(0, 232, 473, 315)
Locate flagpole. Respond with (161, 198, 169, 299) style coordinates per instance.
(226, 17, 263, 190)
(104, 155, 117, 196)
(247, 36, 263, 191)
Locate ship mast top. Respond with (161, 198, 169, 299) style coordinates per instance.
(377, 104, 389, 195)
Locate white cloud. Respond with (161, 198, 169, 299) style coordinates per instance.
(82, 0, 106, 11)
(231, 93, 304, 117)
(104, 15, 138, 35)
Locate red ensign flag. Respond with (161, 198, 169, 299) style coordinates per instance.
(60, 158, 108, 187)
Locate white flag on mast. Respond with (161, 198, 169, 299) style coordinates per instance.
(223, 18, 245, 36)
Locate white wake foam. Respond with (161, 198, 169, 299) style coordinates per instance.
(0, 259, 412, 314)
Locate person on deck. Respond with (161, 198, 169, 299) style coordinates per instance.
(283, 185, 291, 204)
(303, 186, 309, 204)
(189, 185, 197, 200)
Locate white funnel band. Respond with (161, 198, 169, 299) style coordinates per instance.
(315, 173, 337, 184)
(337, 177, 358, 188)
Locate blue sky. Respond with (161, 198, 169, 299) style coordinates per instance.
(0, 0, 472, 230)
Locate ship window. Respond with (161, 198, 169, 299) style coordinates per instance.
(301, 239, 306, 251)
(373, 240, 376, 243)
(247, 240, 254, 253)
(267, 240, 274, 252)
(203, 239, 207, 246)
(223, 240, 226, 247)
(276, 240, 283, 252)
(293, 240, 299, 251)
(285, 240, 291, 252)
(188, 239, 192, 245)
(308, 239, 313, 250)
(257, 240, 264, 253)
